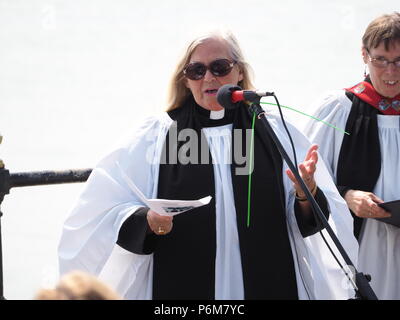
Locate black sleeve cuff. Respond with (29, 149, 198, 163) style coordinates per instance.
(294, 187, 330, 238)
(337, 186, 351, 198)
(116, 207, 157, 254)
(336, 186, 363, 239)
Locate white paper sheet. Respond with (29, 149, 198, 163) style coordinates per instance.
(116, 161, 212, 216)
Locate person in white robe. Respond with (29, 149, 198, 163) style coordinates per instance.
(58, 29, 358, 300)
(304, 12, 400, 299)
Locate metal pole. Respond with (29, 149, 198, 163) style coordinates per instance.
(0, 135, 7, 299)
(0, 207, 4, 300)
(0, 168, 92, 300)
(9, 169, 92, 188)
(0, 136, 92, 300)
(0, 147, 9, 299)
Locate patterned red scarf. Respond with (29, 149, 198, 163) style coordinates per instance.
(346, 80, 400, 115)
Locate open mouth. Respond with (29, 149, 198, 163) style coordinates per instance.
(204, 89, 218, 95)
(384, 80, 399, 86)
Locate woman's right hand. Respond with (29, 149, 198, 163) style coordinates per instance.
(147, 209, 173, 235)
(344, 189, 391, 219)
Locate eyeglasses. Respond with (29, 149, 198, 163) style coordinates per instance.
(183, 59, 237, 80)
(367, 52, 400, 69)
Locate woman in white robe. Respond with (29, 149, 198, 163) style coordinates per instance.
(58, 29, 358, 300)
(305, 12, 400, 299)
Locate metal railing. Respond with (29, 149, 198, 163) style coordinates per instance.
(0, 134, 92, 300)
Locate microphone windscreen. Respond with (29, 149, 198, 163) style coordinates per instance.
(217, 84, 242, 110)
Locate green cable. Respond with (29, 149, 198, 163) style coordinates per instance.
(260, 102, 350, 136)
(247, 111, 256, 228)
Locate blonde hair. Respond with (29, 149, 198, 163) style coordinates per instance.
(166, 29, 255, 111)
(362, 12, 400, 51)
(35, 271, 121, 300)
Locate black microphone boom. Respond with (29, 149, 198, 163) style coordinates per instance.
(218, 83, 378, 299)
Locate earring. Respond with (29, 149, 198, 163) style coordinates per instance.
(364, 65, 368, 78)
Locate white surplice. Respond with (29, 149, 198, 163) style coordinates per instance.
(58, 110, 358, 300)
(305, 89, 400, 299)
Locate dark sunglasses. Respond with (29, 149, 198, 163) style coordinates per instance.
(183, 58, 237, 80)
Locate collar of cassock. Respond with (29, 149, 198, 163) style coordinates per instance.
(194, 101, 235, 127)
(346, 77, 400, 115)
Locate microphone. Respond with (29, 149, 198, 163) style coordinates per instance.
(217, 84, 274, 109)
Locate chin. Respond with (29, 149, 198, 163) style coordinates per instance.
(200, 99, 223, 111)
(376, 86, 399, 98)
(209, 105, 224, 111)
(383, 90, 400, 99)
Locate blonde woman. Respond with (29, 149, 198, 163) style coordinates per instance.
(59, 29, 357, 300)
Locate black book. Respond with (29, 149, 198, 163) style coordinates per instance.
(377, 200, 400, 228)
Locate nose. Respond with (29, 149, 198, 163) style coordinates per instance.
(203, 69, 216, 82)
(386, 62, 397, 73)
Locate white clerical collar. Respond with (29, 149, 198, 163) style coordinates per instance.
(210, 109, 225, 120)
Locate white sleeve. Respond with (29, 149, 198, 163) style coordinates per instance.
(57, 114, 171, 298)
(268, 115, 359, 299)
(303, 90, 352, 180)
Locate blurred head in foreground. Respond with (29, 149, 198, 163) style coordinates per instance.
(35, 270, 121, 300)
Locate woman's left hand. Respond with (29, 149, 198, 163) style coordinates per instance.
(286, 144, 319, 198)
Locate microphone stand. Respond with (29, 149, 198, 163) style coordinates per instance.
(248, 101, 378, 300)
